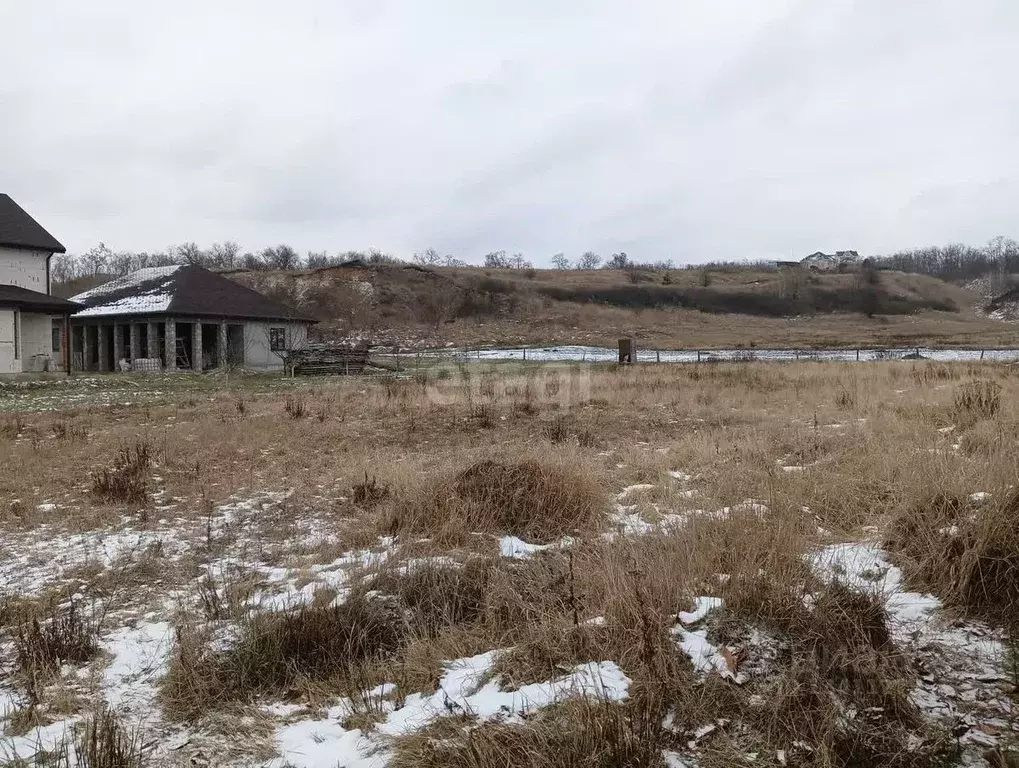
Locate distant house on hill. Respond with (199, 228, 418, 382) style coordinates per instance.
(0, 194, 80, 374)
(68, 265, 316, 372)
(800, 250, 860, 272)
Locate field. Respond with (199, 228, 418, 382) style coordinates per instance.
(1, 362, 1018, 767)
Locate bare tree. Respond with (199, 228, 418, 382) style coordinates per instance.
(413, 247, 443, 266)
(605, 252, 630, 269)
(260, 245, 301, 270)
(551, 253, 571, 270)
(484, 250, 509, 268)
(577, 251, 601, 270)
(80, 243, 114, 276)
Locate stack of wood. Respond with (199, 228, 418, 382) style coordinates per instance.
(292, 343, 372, 376)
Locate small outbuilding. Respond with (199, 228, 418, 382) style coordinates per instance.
(68, 265, 316, 372)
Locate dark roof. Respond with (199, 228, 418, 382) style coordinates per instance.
(70, 265, 316, 322)
(0, 194, 66, 254)
(0, 284, 81, 313)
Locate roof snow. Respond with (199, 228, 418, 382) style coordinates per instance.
(71, 266, 181, 317)
(68, 265, 316, 322)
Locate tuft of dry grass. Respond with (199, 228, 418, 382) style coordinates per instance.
(14, 599, 100, 682)
(887, 490, 1019, 623)
(382, 457, 604, 543)
(89, 442, 151, 504)
(74, 707, 145, 768)
(162, 595, 408, 720)
(954, 379, 1002, 421)
(390, 701, 665, 768)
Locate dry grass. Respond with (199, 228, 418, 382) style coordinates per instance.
(89, 442, 151, 504)
(162, 595, 408, 721)
(14, 599, 100, 683)
(4, 360, 1019, 761)
(887, 489, 1019, 623)
(381, 457, 604, 543)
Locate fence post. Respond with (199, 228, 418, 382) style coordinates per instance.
(656, 350, 660, 363)
(981, 349, 985, 361)
(523, 348, 527, 361)
(697, 350, 701, 363)
(856, 349, 860, 362)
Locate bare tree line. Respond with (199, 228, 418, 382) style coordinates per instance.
(874, 236, 1019, 284)
(50, 235, 1019, 286)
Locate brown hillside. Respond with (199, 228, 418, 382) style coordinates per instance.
(222, 263, 1015, 350)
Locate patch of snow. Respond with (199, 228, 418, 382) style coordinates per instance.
(673, 627, 733, 678)
(499, 535, 573, 559)
(678, 597, 724, 625)
(102, 621, 173, 718)
(617, 484, 657, 500)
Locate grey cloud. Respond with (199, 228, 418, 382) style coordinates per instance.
(1, 0, 1018, 262)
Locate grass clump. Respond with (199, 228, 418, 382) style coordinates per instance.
(74, 707, 145, 768)
(365, 560, 493, 638)
(14, 599, 100, 681)
(89, 442, 151, 504)
(886, 490, 1019, 622)
(391, 701, 664, 768)
(385, 458, 603, 542)
(162, 595, 407, 721)
(954, 379, 1001, 421)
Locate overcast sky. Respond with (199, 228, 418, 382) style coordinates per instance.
(2, 1, 1018, 264)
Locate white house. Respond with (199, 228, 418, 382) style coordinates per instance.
(68, 265, 316, 372)
(0, 194, 80, 374)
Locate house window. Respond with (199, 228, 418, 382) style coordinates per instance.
(269, 327, 286, 352)
(52, 323, 62, 353)
(13, 311, 19, 360)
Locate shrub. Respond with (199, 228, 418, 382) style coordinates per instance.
(90, 443, 151, 503)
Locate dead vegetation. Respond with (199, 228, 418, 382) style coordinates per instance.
(13, 599, 100, 682)
(887, 489, 1019, 623)
(162, 595, 408, 720)
(89, 442, 152, 504)
(381, 457, 603, 543)
(4, 361, 1019, 763)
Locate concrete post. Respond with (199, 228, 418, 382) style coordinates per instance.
(97, 324, 109, 372)
(129, 323, 141, 361)
(164, 318, 177, 371)
(83, 325, 95, 371)
(113, 323, 125, 367)
(218, 321, 228, 368)
(192, 322, 203, 372)
(147, 321, 159, 359)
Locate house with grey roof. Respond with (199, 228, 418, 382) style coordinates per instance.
(68, 265, 316, 372)
(0, 194, 80, 374)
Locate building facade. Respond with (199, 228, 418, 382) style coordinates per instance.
(0, 195, 78, 374)
(69, 265, 315, 372)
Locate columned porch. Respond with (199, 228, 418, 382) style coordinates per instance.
(70, 318, 243, 372)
